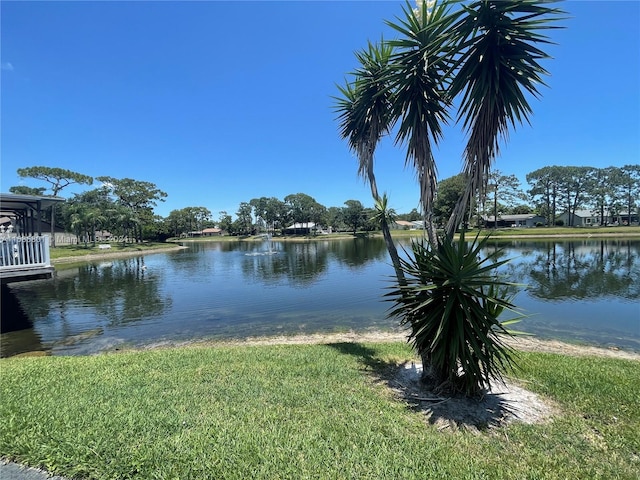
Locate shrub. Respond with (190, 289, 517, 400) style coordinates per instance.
(387, 233, 523, 396)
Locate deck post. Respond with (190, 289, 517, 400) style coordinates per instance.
(42, 235, 51, 266)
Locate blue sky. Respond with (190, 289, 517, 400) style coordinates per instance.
(2, 0, 639, 219)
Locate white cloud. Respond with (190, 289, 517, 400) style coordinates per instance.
(1, 62, 14, 71)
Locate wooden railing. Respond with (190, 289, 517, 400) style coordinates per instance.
(0, 235, 51, 270)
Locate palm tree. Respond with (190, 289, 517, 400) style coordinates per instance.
(337, 0, 563, 395)
(334, 40, 407, 286)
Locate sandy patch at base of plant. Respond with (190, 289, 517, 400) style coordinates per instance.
(386, 361, 559, 430)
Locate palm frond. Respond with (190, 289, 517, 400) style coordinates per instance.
(384, 1, 461, 236)
(445, 0, 565, 236)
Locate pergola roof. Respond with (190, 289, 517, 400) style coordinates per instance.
(0, 193, 65, 218)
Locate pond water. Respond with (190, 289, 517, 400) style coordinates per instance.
(2, 237, 639, 357)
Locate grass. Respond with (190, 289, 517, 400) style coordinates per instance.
(1, 342, 639, 479)
(50, 242, 177, 260)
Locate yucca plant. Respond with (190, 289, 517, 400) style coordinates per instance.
(336, 0, 562, 398)
(387, 232, 523, 396)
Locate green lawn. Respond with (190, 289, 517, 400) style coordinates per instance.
(50, 242, 178, 260)
(1, 343, 638, 479)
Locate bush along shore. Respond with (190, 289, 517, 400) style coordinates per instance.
(1, 341, 639, 479)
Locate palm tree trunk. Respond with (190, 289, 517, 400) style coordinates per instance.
(366, 169, 406, 287)
(446, 181, 474, 238)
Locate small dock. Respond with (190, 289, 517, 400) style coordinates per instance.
(0, 193, 65, 284)
(0, 235, 55, 284)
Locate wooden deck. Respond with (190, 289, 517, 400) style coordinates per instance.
(0, 235, 55, 284)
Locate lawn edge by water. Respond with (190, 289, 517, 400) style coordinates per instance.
(130, 330, 640, 361)
(50, 244, 186, 264)
(1, 341, 639, 479)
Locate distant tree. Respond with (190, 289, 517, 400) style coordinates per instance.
(395, 209, 418, 222)
(248, 197, 287, 233)
(234, 202, 254, 236)
(585, 167, 616, 225)
(509, 204, 532, 215)
(527, 166, 562, 227)
(9, 185, 47, 196)
(249, 197, 269, 232)
(556, 166, 591, 226)
(342, 200, 367, 234)
(618, 165, 640, 224)
(165, 207, 211, 237)
(185, 207, 212, 232)
(270, 198, 290, 232)
(324, 206, 344, 232)
(166, 209, 187, 237)
(96, 176, 167, 242)
(309, 202, 327, 230)
(433, 174, 466, 226)
(144, 215, 170, 242)
(62, 188, 112, 245)
(284, 193, 325, 234)
(218, 211, 233, 233)
(17, 166, 94, 245)
(487, 170, 526, 226)
(110, 204, 139, 245)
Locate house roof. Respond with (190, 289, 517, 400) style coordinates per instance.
(202, 228, 221, 233)
(0, 193, 65, 218)
(483, 214, 542, 221)
(567, 210, 611, 218)
(285, 222, 316, 229)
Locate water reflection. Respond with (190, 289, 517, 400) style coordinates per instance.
(1, 238, 638, 357)
(495, 239, 640, 300)
(327, 237, 388, 268)
(242, 242, 329, 287)
(51, 257, 171, 325)
(2, 256, 172, 356)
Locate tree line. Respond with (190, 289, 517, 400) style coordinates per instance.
(435, 165, 640, 227)
(9, 166, 417, 242)
(9, 162, 639, 245)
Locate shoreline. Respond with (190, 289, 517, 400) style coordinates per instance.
(177, 231, 640, 243)
(476, 232, 640, 240)
(51, 231, 640, 262)
(131, 331, 640, 361)
(51, 245, 187, 264)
